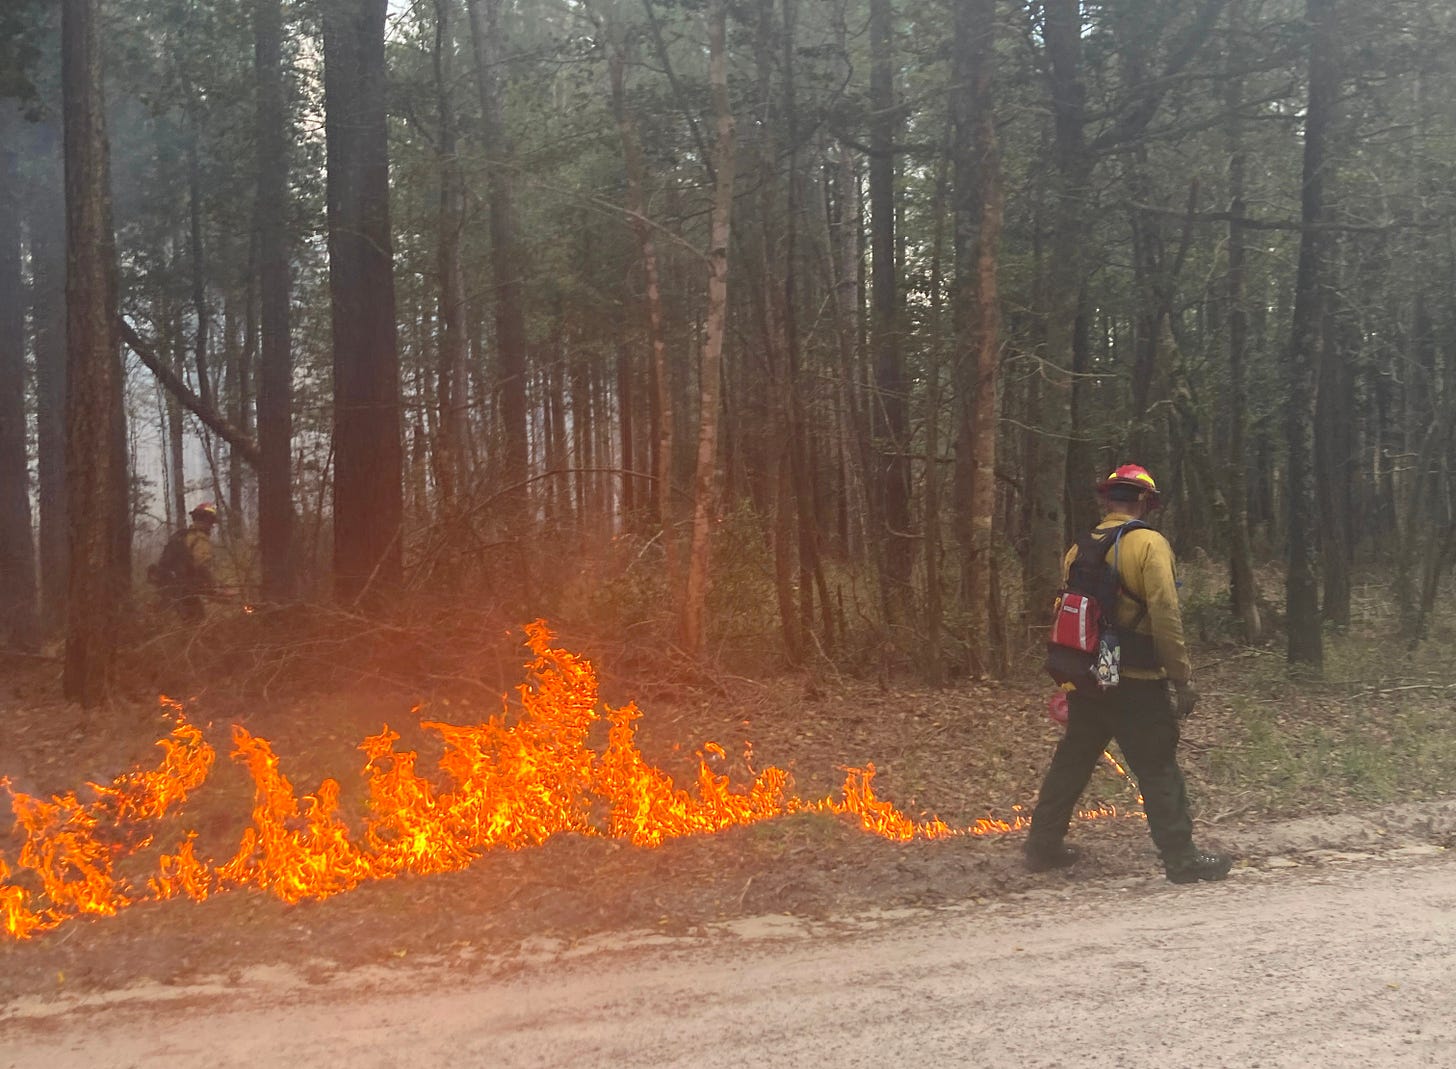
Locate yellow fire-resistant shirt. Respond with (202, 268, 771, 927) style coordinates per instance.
(1061, 511, 1192, 686)
(184, 525, 214, 581)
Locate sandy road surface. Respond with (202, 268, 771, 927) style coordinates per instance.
(4, 850, 1454, 1069)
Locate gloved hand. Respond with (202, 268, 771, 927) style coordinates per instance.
(1172, 681, 1198, 720)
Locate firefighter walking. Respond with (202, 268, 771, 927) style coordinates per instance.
(151, 501, 220, 623)
(1025, 465, 1233, 884)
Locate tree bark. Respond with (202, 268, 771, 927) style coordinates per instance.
(465, 0, 529, 503)
(62, 0, 130, 705)
(546, 351, 566, 520)
(1315, 307, 1353, 625)
(1223, 0, 1262, 642)
(1393, 70, 1450, 640)
(163, 309, 186, 524)
(31, 119, 69, 634)
(1126, 153, 1168, 466)
(749, 0, 802, 662)
(223, 291, 247, 529)
(606, 16, 678, 593)
(322, 0, 404, 604)
(255, 0, 294, 599)
(615, 339, 634, 519)
(868, 0, 911, 626)
(1283, 0, 1337, 667)
(681, 0, 735, 656)
(1025, 0, 1088, 645)
(923, 137, 949, 687)
(187, 122, 214, 414)
(0, 106, 38, 649)
(433, 0, 469, 512)
(951, 0, 1004, 678)
(571, 353, 589, 520)
(779, 0, 830, 654)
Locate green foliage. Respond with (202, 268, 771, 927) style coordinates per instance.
(579, 531, 677, 640)
(1201, 586, 1456, 814)
(0, 0, 48, 108)
(1207, 689, 1456, 812)
(703, 501, 782, 659)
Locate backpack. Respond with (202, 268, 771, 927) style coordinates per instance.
(1044, 520, 1148, 691)
(149, 529, 198, 590)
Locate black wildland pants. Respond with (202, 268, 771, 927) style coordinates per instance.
(1027, 678, 1194, 861)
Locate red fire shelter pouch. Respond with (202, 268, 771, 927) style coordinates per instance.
(1050, 592, 1099, 653)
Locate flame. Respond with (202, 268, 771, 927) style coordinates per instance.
(1100, 749, 1144, 805)
(0, 622, 1138, 940)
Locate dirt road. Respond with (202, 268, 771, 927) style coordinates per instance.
(3, 847, 1452, 1068)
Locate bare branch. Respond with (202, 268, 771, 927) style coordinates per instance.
(118, 317, 262, 468)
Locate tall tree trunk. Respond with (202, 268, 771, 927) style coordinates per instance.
(923, 138, 949, 686)
(30, 120, 69, 633)
(255, 0, 294, 600)
(952, 0, 1004, 678)
(1284, 0, 1337, 667)
(323, 0, 403, 604)
(434, 0, 469, 511)
(780, 0, 830, 653)
(607, 17, 678, 595)
(1223, 0, 1262, 642)
(1316, 308, 1352, 625)
(615, 339, 634, 519)
(62, 0, 130, 705)
(750, 0, 802, 662)
(825, 66, 870, 567)
(465, 0, 529, 503)
(546, 353, 566, 520)
(681, 0, 735, 656)
(751, 0, 797, 661)
(1392, 70, 1454, 640)
(571, 353, 588, 521)
(164, 310, 186, 523)
(868, 0, 911, 626)
(223, 291, 247, 529)
(0, 107, 38, 649)
(1063, 295, 1099, 539)
(1126, 163, 1164, 464)
(1025, 0, 1089, 645)
(187, 121, 213, 414)
(1394, 407, 1455, 640)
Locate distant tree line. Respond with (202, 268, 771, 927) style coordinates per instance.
(0, 0, 1453, 703)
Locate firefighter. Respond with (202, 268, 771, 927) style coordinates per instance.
(153, 501, 220, 623)
(1024, 465, 1233, 884)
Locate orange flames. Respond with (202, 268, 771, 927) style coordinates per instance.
(0, 623, 1133, 941)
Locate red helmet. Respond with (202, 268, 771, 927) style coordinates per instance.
(1096, 464, 1162, 506)
(190, 501, 219, 523)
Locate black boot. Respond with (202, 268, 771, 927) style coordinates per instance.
(1164, 850, 1233, 884)
(1024, 841, 1080, 873)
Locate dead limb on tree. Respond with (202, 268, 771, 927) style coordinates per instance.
(118, 316, 262, 468)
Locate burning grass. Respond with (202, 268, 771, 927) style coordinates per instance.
(1, 622, 1139, 942)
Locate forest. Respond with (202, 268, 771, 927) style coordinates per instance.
(1, 0, 1454, 705)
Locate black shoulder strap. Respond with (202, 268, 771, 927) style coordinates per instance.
(1073, 528, 1110, 564)
(1073, 520, 1151, 622)
(1108, 520, 1150, 624)
(1077, 519, 1147, 564)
